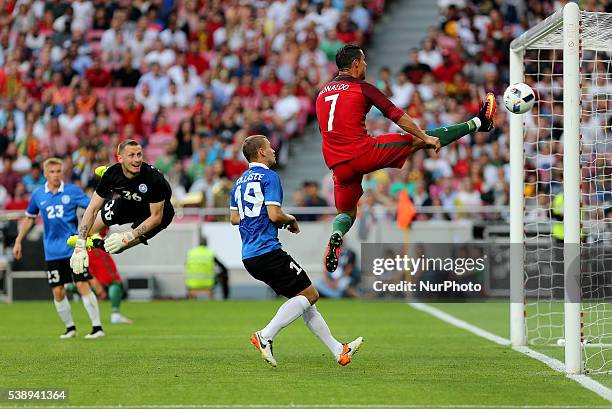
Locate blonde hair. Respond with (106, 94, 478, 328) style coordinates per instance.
(43, 157, 63, 170)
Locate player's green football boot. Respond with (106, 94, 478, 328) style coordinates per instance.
(95, 165, 108, 177)
(67, 234, 105, 250)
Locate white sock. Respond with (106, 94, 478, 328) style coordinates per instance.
(303, 304, 343, 359)
(471, 117, 481, 130)
(260, 295, 311, 340)
(54, 297, 74, 328)
(82, 292, 101, 327)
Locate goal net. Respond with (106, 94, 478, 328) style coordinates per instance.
(510, 4, 612, 374)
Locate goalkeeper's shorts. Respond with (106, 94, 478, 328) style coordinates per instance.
(101, 198, 175, 243)
(332, 133, 416, 212)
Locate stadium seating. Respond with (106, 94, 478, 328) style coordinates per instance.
(0, 0, 380, 211)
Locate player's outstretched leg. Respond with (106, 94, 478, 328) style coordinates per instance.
(109, 282, 132, 324)
(425, 93, 496, 147)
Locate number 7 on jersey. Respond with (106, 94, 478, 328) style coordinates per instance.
(324, 93, 339, 131)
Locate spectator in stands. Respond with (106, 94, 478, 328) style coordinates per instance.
(113, 92, 144, 135)
(274, 84, 301, 137)
(161, 81, 189, 109)
(138, 62, 170, 101)
(5, 181, 29, 210)
(299, 181, 328, 221)
(58, 102, 85, 140)
(0, 156, 20, 196)
(85, 56, 112, 88)
(0, 0, 381, 217)
(316, 248, 360, 298)
(112, 53, 141, 87)
(319, 29, 344, 62)
(390, 72, 414, 109)
(22, 162, 46, 193)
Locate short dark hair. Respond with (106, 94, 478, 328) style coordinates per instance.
(117, 139, 140, 155)
(336, 44, 363, 70)
(242, 135, 268, 162)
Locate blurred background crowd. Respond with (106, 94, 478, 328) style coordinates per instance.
(0, 0, 381, 212)
(0, 0, 610, 223)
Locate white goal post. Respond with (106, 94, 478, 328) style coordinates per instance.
(510, 3, 612, 374)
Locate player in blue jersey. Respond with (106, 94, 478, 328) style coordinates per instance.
(230, 135, 363, 367)
(12, 158, 104, 339)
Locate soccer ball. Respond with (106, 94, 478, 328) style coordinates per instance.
(503, 83, 536, 114)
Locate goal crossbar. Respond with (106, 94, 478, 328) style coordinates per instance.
(511, 7, 612, 52)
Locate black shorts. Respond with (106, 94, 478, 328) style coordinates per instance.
(46, 258, 91, 288)
(243, 249, 312, 298)
(101, 198, 174, 243)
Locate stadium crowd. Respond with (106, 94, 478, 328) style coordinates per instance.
(0, 0, 381, 213)
(1, 0, 611, 223)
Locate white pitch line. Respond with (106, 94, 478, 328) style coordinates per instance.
(408, 303, 612, 403)
(2, 405, 612, 409)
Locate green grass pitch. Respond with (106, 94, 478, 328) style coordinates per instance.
(1, 300, 611, 408)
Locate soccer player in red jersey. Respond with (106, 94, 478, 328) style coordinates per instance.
(316, 44, 496, 272)
(87, 231, 132, 325)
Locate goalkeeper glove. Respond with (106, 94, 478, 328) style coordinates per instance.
(104, 231, 135, 254)
(70, 239, 89, 274)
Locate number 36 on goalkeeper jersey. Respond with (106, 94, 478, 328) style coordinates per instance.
(230, 162, 283, 260)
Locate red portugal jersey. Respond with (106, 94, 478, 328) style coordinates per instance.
(315, 75, 405, 168)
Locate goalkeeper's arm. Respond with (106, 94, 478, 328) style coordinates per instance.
(77, 192, 106, 242)
(131, 200, 164, 239)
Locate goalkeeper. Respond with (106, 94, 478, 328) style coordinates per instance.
(69, 139, 175, 275)
(315, 44, 497, 272)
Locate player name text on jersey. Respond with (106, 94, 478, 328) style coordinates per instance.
(319, 83, 350, 95)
